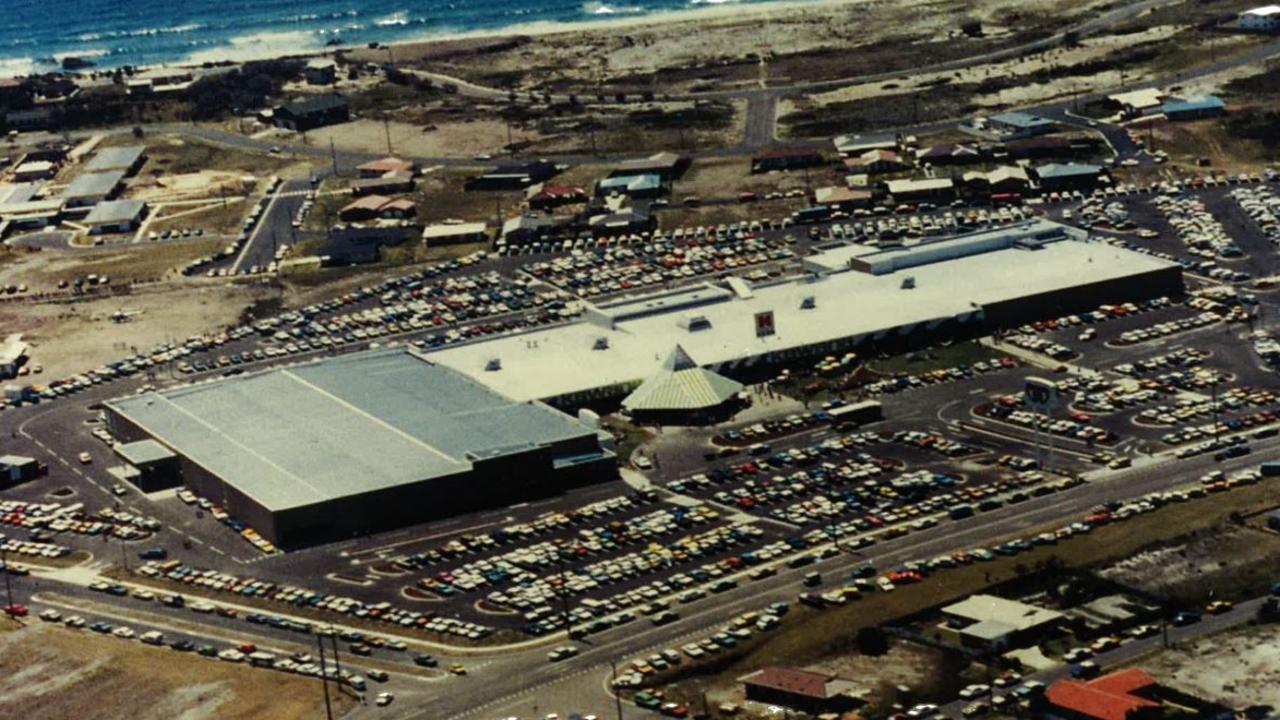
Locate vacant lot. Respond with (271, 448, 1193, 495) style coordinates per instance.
(0, 621, 353, 720)
(1098, 524, 1280, 604)
(0, 280, 271, 379)
(1145, 623, 1280, 709)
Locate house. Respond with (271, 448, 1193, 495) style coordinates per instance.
(274, 94, 349, 131)
(1035, 162, 1105, 192)
(351, 172, 415, 196)
(610, 151, 689, 180)
(1007, 136, 1076, 160)
(917, 143, 982, 166)
(968, 166, 1032, 195)
(526, 183, 589, 210)
(833, 132, 899, 156)
(1160, 95, 1226, 122)
(0, 334, 28, 378)
(502, 213, 570, 244)
(589, 208, 655, 237)
(12, 160, 56, 181)
(465, 161, 560, 191)
(595, 173, 665, 199)
(304, 59, 338, 85)
(83, 199, 147, 234)
(4, 107, 54, 131)
(125, 68, 195, 95)
(843, 149, 909, 175)
(885, 177, 955, 204)
(987, 111, 1058, 138)
(752, 148, 825, 173)
(0, 454, 42, 485)
(357, 156, 416, 179)
(1108, 88, 1165, 117)
(741, 667, 866, 714)
(422, 221, 489, 246)
(1046, 669, 1163, 720)
(940, 593, 1064, 651)
(62, 169, 126, 208)
(813, 186, 874, 209)
(1240, 5, 1280, 32)
(338, 195, 417, 222)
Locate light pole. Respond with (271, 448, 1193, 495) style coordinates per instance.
(1, 545, 14, 610)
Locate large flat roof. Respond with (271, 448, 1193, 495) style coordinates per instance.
(106, 348, 596, 511)
(84, 146, 144, 174)
(943, 594, 1064, 631)
(427, 228, 1176, 402)
(63, 169, 125, 200)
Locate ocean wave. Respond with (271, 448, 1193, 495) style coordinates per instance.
(582, 2, 645, 14)
(184, 29, 325, 65)
(76, 23, 204, 42)
(688, 0, 742, 4)
(0, 56, 36, 78)
(54, 47, 111, 60)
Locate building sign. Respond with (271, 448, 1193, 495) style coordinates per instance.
(1024, 376, 1059, 411)
(755, 311, 775, 337)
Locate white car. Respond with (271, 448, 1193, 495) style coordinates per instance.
(375, 692, 394, 707)
(111, 626, 136, 639)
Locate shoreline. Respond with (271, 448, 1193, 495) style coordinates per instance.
(0, 0, 866, 78)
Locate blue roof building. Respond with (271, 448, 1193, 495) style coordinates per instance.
(596, 173, 665, 198)
(1160, 96, 1226, 121)
(988, 112, 1058, 137)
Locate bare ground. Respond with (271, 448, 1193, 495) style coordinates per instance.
(0, 621, 354, 720)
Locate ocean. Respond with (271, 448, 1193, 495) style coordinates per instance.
(0, 0, 762, 78)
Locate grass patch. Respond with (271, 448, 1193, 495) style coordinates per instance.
(39, 239, 226, 286)
(139, 136, 295, 176)
(868, 341, 1004, 375)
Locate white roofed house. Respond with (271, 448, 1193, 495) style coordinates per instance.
(1240, 5, 1280, 32)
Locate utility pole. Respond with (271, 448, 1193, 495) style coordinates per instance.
(1, 546, 14, 610)
(317, 634, 335, 720)
(610, 659, 625, 720)
(330, 137, 338, 177)
(383, 116, 394, 156)
(329, 634, 348, 699)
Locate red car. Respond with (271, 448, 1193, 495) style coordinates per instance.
(3, 604, 28, 618)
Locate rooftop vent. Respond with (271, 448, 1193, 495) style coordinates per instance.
(485, 358, 502, 371)
(901, 276, 916, 290)
(800, 296, 816, 309)
(593, 336, 609, 350)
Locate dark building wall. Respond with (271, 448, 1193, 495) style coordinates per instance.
(981, 265, 1184, 328)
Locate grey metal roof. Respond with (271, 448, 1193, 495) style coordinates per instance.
(105, 348, 597, 511)
(63, 169, 125, 200)
(84, 199, 145, 225)
(84, 145, 145, 174)
(115, 439, 175, 466)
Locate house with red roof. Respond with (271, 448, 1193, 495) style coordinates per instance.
(741, 666, 866, 714)
(1046, 669, 1164, 720)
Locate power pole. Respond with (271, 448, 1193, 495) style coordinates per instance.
(610, 659, 625, 720)
(330, 137, 338, 177)
(1, 546, 14, 610)
(383, 116, 394, 156)
(317, 634, 335, 720)
(329, 635, 348, 699)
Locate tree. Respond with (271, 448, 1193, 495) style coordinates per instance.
(855, 626, 890, 656)
(1062, 30, 1081, 47)
(131, 126, 144, 139)
(960, 19, 983, 37)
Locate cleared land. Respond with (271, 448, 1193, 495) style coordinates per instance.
(1145, 623, 1280, 709)
(0, 620, 354, 720)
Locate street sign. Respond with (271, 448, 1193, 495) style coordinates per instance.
(1024, 376, 1059, 412)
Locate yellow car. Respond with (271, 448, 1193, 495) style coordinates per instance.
(448, 663, 467, 675)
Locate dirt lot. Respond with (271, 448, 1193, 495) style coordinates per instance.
(0, 280, 272, 379)
(0, 620, 354, 720)
(306, 118, 540, 159)
(1145, 623, 1280, 709)
(1097, 524, 1280, 604)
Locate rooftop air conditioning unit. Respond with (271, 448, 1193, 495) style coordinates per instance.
(901, 276, 916, 290)
(485, 358, 502, 371)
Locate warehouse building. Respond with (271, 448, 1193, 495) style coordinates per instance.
(62, 169, 126, 208)
(103, 348, 615, 547)
(83, 199, 147, 234)
(83, 145, 146, 175)
(426, 220, 1182, 407)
